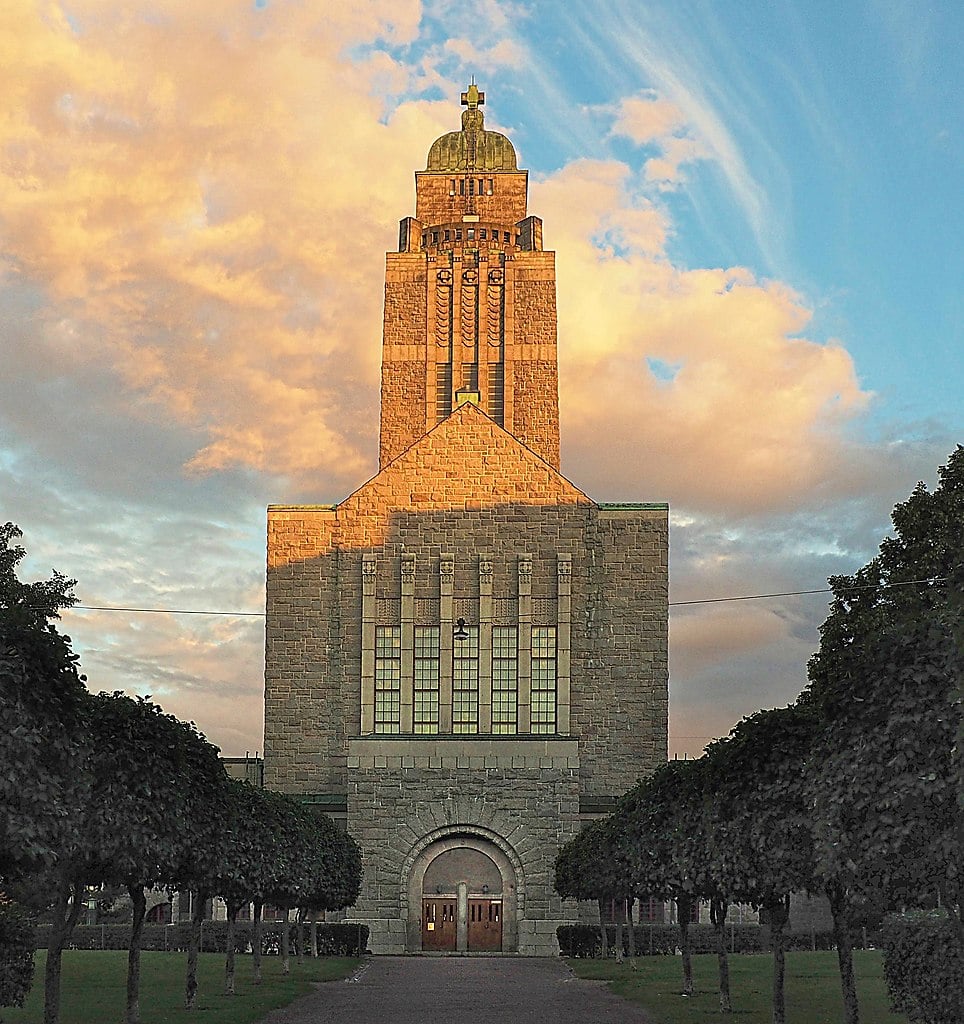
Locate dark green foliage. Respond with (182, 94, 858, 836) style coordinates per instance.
(701, 703, 817, 906)
(0, 902, 35, 1009)
(82, 692, 230, 893)
(806, 447, 963, 916)
(880, 910, 964, 1024)
(554, 816, 633, 903)
(0, 523, 90, 877)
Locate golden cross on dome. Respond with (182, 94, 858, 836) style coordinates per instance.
(460, 82, 484, 108)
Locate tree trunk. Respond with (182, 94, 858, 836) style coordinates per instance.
(309, 911, 318, 957)
(677, 895, 694, 996)
(596, 898, 608, 958)
(224, 901, 240, 995)
(710, 897, 731, 1013)
(613, 897, 624, 963)
(184, 889, 207, 1010)
(828, 883, 860, 1024)
(252, 901, 263, 985)
(43, 874, 83, 1024)
(295, 908, 306, 958)
(625, 898, 636, 967)
(125, 884, 147, 1024)
(767, 894, 790, 1024)
(281, 907, 291, 975)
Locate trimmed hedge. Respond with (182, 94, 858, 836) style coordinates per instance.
(558, 923, 768, 957)
(881, 910, 964, 1024)
(0, 903, 35, 1009)
(558, 922, 873, 957)
(33, 921, 369, 956)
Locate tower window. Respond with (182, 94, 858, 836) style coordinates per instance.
(503, 232, 510, 243)
(374, 626, 401, 733)
(530, 626, 557, 734)
(456, 228, 462, 241)
(433, 231, 439, 244)
(487, 178, 494, 194)
(452, 625, 479, 734)
(459, 179, 465, 195)
(413, 626, 440, 734)
(436, 364, 453, 420)
(467, 228, 475, 240)
(450, 179, 456, 195)
(480, 229, 487, 240)
(469, 179, 475, 196)
(491, 626, 518, 734)
(487, 362, 504, 425)
(461, 363, 479, 391)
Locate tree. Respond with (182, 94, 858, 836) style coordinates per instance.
(701, 704, 818, 1023)
(805, 446, 964, 1023)
(616, 759, 709, 996)
(0, 523, 89, 880)
(0, 524, 93, 1024)
(298, 814, 362, 956)
(208, 779, 291, 994)
(554, 816, 635, 958)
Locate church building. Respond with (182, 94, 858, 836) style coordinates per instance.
(263, 85, 668, 955)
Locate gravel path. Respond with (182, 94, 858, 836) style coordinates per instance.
(263, 956, 655, 1024)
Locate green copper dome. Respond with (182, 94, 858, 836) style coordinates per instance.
(425, 83, 518, 172)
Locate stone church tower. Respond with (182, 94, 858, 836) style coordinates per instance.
(264, 86, 668, 955)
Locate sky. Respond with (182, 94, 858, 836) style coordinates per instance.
(2, 0, 961, 761)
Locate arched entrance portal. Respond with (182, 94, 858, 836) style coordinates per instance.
(404, 829, 522, 953)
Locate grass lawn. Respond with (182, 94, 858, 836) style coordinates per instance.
(569, 950, 909, 1024)
(3, 950, 360, 1024)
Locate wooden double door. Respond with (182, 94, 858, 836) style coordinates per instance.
(421, 897, 503, 951)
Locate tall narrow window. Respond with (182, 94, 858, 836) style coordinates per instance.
(452, 625, 479, 734)
(487, 362, 504, 424)
(461, 362, 478, 391)
(436, 364, 453, 420)
(491, 626, 518, 734)
(413, 626, 440, 733)
(374, 626, 401, 733)
(530, 626, 557, 734)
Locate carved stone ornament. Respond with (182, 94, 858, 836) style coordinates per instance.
(440, 558, 455, 575)
(557, 559, 572, 577)
(479, 559, 493, 576)
(401, 557, 416, 576)
(437, 269, 453, 285)
(518, 557, 532, 582)
(462, 269, 479, 285)
(362, 559, 377, 577)
(488, 269, 504, 285)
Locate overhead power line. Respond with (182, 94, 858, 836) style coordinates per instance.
(65, 574, 947, 619)
(668, 575, 947, 607)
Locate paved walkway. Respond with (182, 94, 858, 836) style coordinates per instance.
(264, 956, 654, 1024)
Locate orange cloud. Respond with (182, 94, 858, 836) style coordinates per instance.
(611, 91, 707, 186)
(1, 0, 433, 497)
(531, 161, 872, 513)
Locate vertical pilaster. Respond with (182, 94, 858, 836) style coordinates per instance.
(361, 554, 377, 734)
(503, 257, 516, 434)
(439, 553, 454, 733)
(478, 555, 493, 732)
(557, 553, 572, 735)
(400, 552, 416, 733)
(517, 554, 532, 733)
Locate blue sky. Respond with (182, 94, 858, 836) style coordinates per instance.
(1, 0, 960, 758)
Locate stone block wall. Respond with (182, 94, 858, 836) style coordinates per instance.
(345, 751, 581, 954)
(415, 171, 528, 227)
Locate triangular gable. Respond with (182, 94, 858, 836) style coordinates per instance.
(338, 403, 592, 523)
